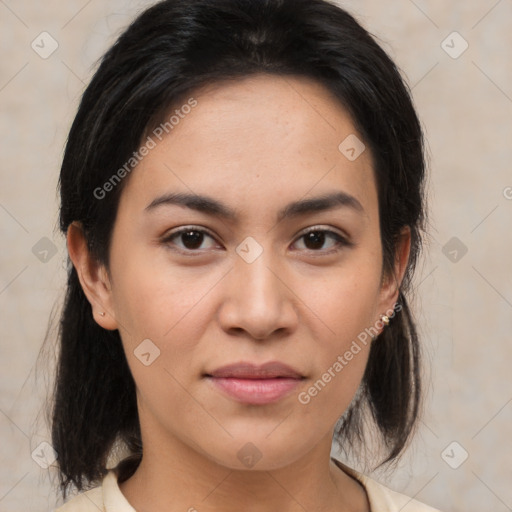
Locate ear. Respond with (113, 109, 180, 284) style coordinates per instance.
(66, 221, 118, 330)
(377, 226, 411, 316)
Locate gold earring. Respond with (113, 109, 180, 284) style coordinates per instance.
(380, 314, 390, 326)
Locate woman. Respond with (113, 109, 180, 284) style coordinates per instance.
(51, 0, 440, 510)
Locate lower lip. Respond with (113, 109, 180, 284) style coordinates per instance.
(206, 377, 302, 404)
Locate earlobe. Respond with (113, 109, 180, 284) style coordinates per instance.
(66, 221, 118, 330)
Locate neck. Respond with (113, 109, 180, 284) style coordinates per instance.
(118, 428, 368, 512)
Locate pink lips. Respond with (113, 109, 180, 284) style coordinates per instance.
(205, 361, 304, 405)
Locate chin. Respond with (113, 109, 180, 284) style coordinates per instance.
(197, 435, 311, 472)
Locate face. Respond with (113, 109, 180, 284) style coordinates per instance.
(71, 73, 408, 471)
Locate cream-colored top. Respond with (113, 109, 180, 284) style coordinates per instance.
(55, 458, 442, 512)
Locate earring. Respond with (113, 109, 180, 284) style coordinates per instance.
(99, 311, 105, 316)
(380, 314, 390, 325)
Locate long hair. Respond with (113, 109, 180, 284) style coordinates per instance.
(51, 0, 427, 498)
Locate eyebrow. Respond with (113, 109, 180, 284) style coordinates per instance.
(145, 191, 364, 223)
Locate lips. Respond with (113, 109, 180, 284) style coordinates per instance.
(205, 361, 304, 379)
(204, 361, 305, 405)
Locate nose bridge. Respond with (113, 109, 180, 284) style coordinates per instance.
(235, 238, 281, 310)
(219, 236, 297, 338)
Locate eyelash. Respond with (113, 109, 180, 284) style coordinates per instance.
(160, 225, 352, 256)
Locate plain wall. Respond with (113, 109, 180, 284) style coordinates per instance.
(1, 1, 511, 511)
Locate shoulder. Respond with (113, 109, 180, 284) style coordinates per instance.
(362, 477, 442, 512)
(54, 469, 135, 512)
(332, 458, 442, 512)
(54, 486, 103, 512)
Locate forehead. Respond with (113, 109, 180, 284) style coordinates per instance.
(170, 73, 361, 156)
(119, 73, 376, 217)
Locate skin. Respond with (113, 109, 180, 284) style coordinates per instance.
(68, 73, 410, 512)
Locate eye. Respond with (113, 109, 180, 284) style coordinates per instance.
(161, 225, 351, 256)
(291, 227, 351, 253)
(161, 226, 221, 254)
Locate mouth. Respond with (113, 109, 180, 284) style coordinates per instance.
(205, 361, 304, 379)
(203, 361, 305, 405)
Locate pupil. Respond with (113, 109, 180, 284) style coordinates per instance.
(305, 231, 324, 250)
(182, 231, 203, 249)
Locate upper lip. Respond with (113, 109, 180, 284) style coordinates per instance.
(205, 361, 304, 379)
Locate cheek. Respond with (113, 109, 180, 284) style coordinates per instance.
(301, 258, 382, 341)
(110, 245, 217, 339)
(112, 266, 209, 421)
(295, 307, 373, 432)
(284, 262, 381, 420)
(110, 250, 225, 400)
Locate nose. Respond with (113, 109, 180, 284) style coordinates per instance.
(217, 249, 299, 340)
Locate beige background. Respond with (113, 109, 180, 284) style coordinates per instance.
(1, 1, 511, 511)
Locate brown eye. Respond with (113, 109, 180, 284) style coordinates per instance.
(180, 230, 205, 250)
(303, 231, 327, 250)
(162, 227, 219, 253)
(292, 228, 350, 253)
